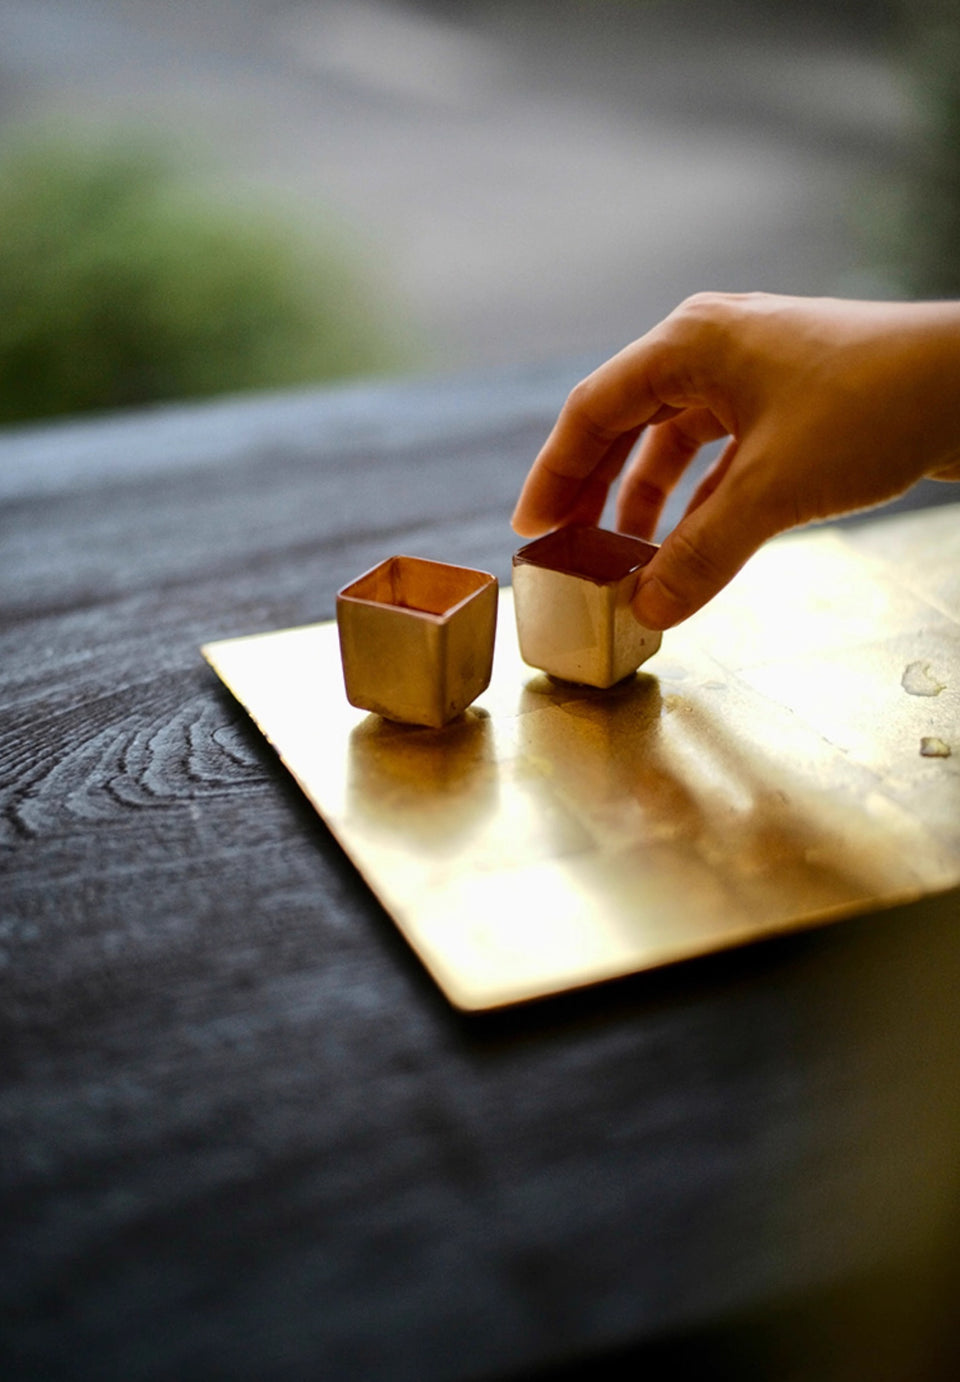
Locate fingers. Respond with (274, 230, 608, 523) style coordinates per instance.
(615, 407, 729, 539)
(511, 297, 739, 537)
(631, 452, 781, 629)
(548, 425, 645, 529)
(682, 437, 740, 518)
(511, 335, 687, 537)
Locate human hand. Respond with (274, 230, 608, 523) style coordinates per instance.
(512, 292, 960, 628)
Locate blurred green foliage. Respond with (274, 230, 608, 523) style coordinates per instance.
(0, 135, 403, 425)
(897, 0, 960, 296)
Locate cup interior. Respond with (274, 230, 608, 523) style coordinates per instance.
(340, 555, 493, 617)
(513, 526, 657, 584)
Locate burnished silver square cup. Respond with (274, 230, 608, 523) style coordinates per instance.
(512, 525, 661, 688)
(337, 555, 498, 728)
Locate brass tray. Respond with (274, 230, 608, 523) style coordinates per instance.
(203, 505, 960, 1010)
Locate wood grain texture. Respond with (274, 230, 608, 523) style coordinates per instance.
(2, 371, 959, 1381)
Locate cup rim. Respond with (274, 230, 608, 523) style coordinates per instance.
(338, 554, 497, 622)
(512, 524, 658, 585)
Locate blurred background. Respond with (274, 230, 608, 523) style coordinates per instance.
(0, 0, 957, 426)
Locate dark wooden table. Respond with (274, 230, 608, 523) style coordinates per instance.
(2, 365, 959, 1381)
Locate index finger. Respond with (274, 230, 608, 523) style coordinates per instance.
(510, 336, 686, 537)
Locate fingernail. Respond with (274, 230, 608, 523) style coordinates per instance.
(632, 574, 684, 630)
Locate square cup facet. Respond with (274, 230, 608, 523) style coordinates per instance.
(337, 555, 498, 728)
(512, 525, 662, 688)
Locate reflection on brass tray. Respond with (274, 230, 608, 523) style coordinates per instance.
(203, 505, 960, 1011)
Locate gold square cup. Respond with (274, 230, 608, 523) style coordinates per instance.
(336, 555, 498, 728)
(512, 525, 662, 688)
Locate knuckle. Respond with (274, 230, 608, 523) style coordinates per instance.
(659, 294, 741, 394)
(667, 524, 725, 587)
(564, 377, 619, 445)
(664, 414, 709, 456)
(676, 290, 728, 319)
(566, 376, 594, 413)
(629, 478, 668, 510)
(671, 289, 764, 339)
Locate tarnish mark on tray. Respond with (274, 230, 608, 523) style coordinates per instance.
(920, 737, 952, 759)
(902, 661, 946, 697)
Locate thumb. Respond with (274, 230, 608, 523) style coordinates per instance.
(631, 481, 774, 629)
